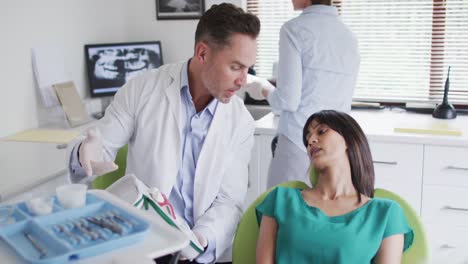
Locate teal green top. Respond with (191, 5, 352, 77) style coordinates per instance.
(256, 187, 414, 264)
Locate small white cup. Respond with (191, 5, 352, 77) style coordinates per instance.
(56, 184, 88, 209)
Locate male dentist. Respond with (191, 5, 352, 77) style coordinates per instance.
(68, 4, 260, 263)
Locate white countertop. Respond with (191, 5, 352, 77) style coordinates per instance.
(255, 109, 468, 147)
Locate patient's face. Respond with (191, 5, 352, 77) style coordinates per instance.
(305, 120, 348, 168)
(93, 48, 155, 82)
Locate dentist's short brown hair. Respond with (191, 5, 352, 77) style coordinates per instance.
(195, 3, 260, 50)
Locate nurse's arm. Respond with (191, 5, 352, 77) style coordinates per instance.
(374, 233, 404, 264)
(256, 215, 277, 264)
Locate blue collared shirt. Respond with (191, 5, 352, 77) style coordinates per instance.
(268, 4, 360, 151)
(169, 61, 218, 262)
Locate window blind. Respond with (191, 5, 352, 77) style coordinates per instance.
(247, 0, 468, 105)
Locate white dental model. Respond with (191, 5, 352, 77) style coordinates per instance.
(25, 196, 54, 215)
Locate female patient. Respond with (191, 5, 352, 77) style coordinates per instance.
(256, 110, 413, 263)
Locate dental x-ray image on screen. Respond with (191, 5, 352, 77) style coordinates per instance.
(85, 41, 163, 97)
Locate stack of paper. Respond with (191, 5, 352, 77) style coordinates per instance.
(394, 122, 462, 136)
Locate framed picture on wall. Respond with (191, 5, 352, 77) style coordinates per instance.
(156, 0, 205, 20)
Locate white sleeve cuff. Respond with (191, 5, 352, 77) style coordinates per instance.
(193, 226, 216, 263)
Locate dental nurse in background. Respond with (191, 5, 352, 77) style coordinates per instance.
(246, 0, 360, 188)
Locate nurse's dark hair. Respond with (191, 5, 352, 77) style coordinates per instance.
(195, 3, 260, 50)
(302, 110, 375, 202)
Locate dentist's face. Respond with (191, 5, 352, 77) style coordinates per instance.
(199, 33, 257, 104)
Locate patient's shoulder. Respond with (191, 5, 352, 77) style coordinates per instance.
(271, 186, 301, 196)
(262, 187, 302, 205)
(371, 197, 400, 208)
(367, 197, 406, 219)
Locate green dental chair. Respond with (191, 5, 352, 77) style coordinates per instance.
(232, 170, 429, 264)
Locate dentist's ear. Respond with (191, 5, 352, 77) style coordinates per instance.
(195, 41, 209, 62)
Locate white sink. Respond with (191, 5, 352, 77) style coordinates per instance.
(245, 104, 271, 121)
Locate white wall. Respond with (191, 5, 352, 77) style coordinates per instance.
(0, 0, 242, 137)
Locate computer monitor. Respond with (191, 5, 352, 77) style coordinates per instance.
(85, 41, 163, 97)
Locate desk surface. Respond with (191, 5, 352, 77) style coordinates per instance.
(0, 141, 67, 201)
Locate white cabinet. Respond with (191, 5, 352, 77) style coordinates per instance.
(0, 141, 68, 203)
(422, 146, 468, 263)
(422, 185, 468, 227)
(244, 134, 274, 209)
(369, 141, 423, 214)
(424, 145, 468, 187)
(426, 224, 468, 264)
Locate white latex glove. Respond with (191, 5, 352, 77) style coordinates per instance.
(194, 230, 208, 248)
(78, 128, 118, 177)
(241, 74, 275, 100)
(179, 230, 208, 261)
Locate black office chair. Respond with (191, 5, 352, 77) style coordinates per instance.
(271, 136, 278, 158)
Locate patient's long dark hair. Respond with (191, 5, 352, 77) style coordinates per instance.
(302, 110, 375, 202)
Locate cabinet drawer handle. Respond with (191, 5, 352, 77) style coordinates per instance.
(440, 244, 456, 249)
(373, 161, 398, 165)
(446, 165, 468, 171)
(442, 205, 468, 212)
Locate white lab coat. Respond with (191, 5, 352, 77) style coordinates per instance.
(93, 62, 255, 261)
